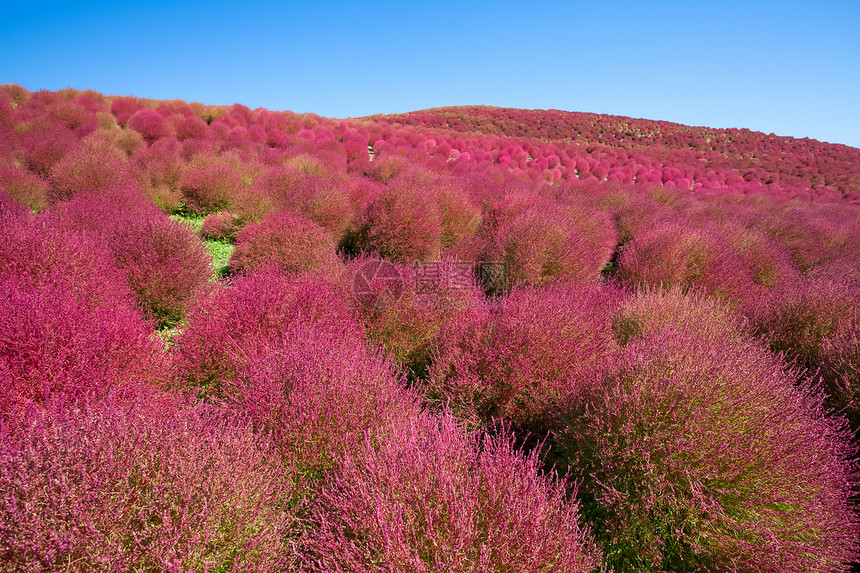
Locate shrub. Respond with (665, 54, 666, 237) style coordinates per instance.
(126, 108, 174, 144)
(19, 120, 78, 178)
(110, 96, 140, 126)
(0, 166, 48, 211)
(303, 412, 601, 573)
(179, 161, 243, 214)
(200, 210, 242, 241)
(428, 282, 621, 434)
(49, 145, 135, 204)
(359, 177, 442, 262)
(431, 180, 482, 249)
(175, 113, 210, 140)
(348, 257, 484, 379)
(611, 286, 751, 347)
(0, 391, 298, 571)
(229, 211, 342, 277)
(716, 220, 799, 288)
(746, 276, 858, 371)
(251, 167, 354, 240)
(223, 321, 421, 478)
(54, 191, 212, 327)
(488, 202, 616, 287)
(0, 272, 170, 415)
(617, 221, 757, 305)
(556, 327, 860, 573)
(172, 271, 364, 399)
(754, 204, 847, 273)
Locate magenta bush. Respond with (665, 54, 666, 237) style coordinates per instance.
(611, 286, 751, 346)
(347, 256, 484, 379)
(179, 161, 244, 214)
(556, 327, 860, 572)
(126, 108, 174, 144)
(428, 282, 622, 433)
(54, 192, 212, 327)
(303, 412, 601, 573)
(174, 113, 210, 140)
(0, 271, 170, 415)
(487, 202, 616, 287)
(617, 221, 757, 305)
(250, 167, 354, 240)
(0, 391, 298, 571)
(229, 211, 342, 277)
(200, 210, 243, 241)
(19, 120, 78, 178)
(358, 176, 443, 262)
(49, 144, 135, 204)
(0, 166, 48, 211)
(223, 321, 421, 477)
(173, 270, 364, 399)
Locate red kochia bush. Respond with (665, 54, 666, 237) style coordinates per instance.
(200, 210, 242, 241)
(1, 391, 297, 572)
(557, 328, 860, 573)
(224, 322, 421, 477)
(126, 108, 174, 144)
(488, 201, 617, 287)
(303, 412, 601, 573)
(54, 191, 212, 327)
(19, 120, 78, 177)
(173, 271, 364, 400)
(347, 256, 484, 379)
(179, 161, 244, 214)
(617, 221, 757, 305)
(358, 170, 443, 262)
(48, 144, 135, 204)
(0, 166, 49, 211)
(428, 282, 622, 433)
(229, 211, 342, 277)
(0, 274, 171, 415)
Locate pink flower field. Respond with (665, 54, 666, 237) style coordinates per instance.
(2, 85, 860, 572)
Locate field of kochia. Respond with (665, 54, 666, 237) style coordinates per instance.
(2, 84, 860, 572)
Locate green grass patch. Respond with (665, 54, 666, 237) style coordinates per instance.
(207, 240, 234, 278)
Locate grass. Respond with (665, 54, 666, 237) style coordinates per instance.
(171, 212, 234, 278)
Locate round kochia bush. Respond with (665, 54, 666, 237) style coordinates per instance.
(229, 211, 342, 277)
(223, 321, 421, 479)
(54, 190, 213, 328)
(617, 221, 757, 305)
(487, 201, 617, 287)
(557, 327, 860, 573)
(428, 282, 622, 433)
(173, 271, 364, 400)
(0, 391, 298, 572)
(303, 412, 601, 573)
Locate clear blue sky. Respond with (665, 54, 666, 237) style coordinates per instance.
(3, 0, 859, 148)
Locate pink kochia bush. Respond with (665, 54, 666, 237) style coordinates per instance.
(0, 391, 298, 572)
(746, 276, 860, 423)
(0, 213, 170, 413)
(346, 256, 484, 379)
(617, 221, 757, 305)
(358, 174, 443, 262)
(179, 161, 244, 214)
(428, 282, 622, 433)
(54, 189, 212, 327)
(557, 327, 860, 573)
(173, 270, 364, 399)
(487, 200, 617, 287)
(229, 211, 342, 277)
(223, 321, 421, 478)
(303, 412, 601, 573)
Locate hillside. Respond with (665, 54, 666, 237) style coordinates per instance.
(2, 85, 860, 572)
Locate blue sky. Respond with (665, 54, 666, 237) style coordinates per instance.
(3, 0, 859, 148)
